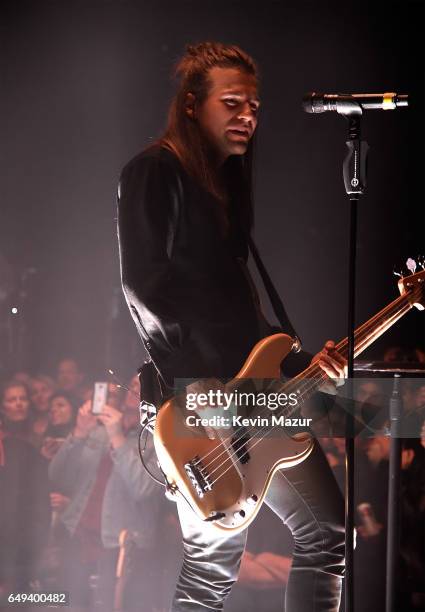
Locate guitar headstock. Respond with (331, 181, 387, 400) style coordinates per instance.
(396, 257, 425, 311)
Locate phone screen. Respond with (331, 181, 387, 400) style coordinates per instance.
(92, 382, 108, 414)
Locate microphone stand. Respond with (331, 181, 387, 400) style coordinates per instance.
(340, 101, 369, 612)
(386, 374, 402, 612)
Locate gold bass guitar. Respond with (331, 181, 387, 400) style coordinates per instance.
(154, 267, 424, 535)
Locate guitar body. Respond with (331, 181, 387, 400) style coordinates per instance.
(154, 265, 425, 534)
(154, 333, 314, 535)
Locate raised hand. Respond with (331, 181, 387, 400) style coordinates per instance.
(97, 404, 125, 449)
(73, 400, 98, 438)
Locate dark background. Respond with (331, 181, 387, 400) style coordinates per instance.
(1, 0, 424, 381)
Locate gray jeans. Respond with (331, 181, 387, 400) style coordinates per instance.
(171, 442, 345, 612)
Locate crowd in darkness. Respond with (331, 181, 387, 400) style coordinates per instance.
(0, 347, 424, 611)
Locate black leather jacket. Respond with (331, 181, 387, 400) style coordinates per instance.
(117, 145, 311, 390)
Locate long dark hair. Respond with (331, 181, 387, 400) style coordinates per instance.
(159, 41, 259, 231)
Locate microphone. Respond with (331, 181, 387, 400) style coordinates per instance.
(302, 92, 408, 114)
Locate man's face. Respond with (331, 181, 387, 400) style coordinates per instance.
(31, 379, 54, 413)
(2, 385, 30, 422)
(57, 359, 83, 392)
(195, 67, 259, 164)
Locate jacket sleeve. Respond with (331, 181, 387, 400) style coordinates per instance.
(48, 434, 88, 496)
(110, 436, 159, 503)
(117, 154, 202, 386)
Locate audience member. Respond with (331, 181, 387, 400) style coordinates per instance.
(48, 378, 164, 611)
(0, 383, 50, 597)
(383, 346, 420, 363)
(354, 431, 425, 612)
(415, 348, 425, 364)
(0, 382, 38, 447)
(0, 343, 423, 610)
(402, 381, 425, 437)
(40, 391, 78, 461)
(11, 371, 33, 387)
(46, 392, 78, 438)
(56, 358, 85, 402)
(30, 375, 56, 438)
(398, 438, 425, 611)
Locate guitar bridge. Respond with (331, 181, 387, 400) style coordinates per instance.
(184, 456, 213, 498)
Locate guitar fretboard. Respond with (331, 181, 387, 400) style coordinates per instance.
(276, 285, 421, 419)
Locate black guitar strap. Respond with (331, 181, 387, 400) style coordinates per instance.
(247, 234, 302, 350)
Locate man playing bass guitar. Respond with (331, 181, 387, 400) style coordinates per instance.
(118, 42, 347, 612)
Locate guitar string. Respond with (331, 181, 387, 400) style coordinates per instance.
(196, 289, 412, 472)
(209, 300, 416, 488)
(196, 293, 415, 480)
(197, 292, 414, 476)
(204, 297, 414, 482)
(207, 299, 415, 486)
(194, 365, 321, 474)
(199, 294, 414, 479)
(200, 368, 322, 474)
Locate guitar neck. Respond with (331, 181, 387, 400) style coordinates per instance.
(284, 286, 420, 407)
(336, 290, 416, 359)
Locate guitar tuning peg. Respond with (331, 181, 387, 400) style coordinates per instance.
(418, 255, 425, 270)
(406, 258, 417, 275)
(393, 268, 403, 278)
